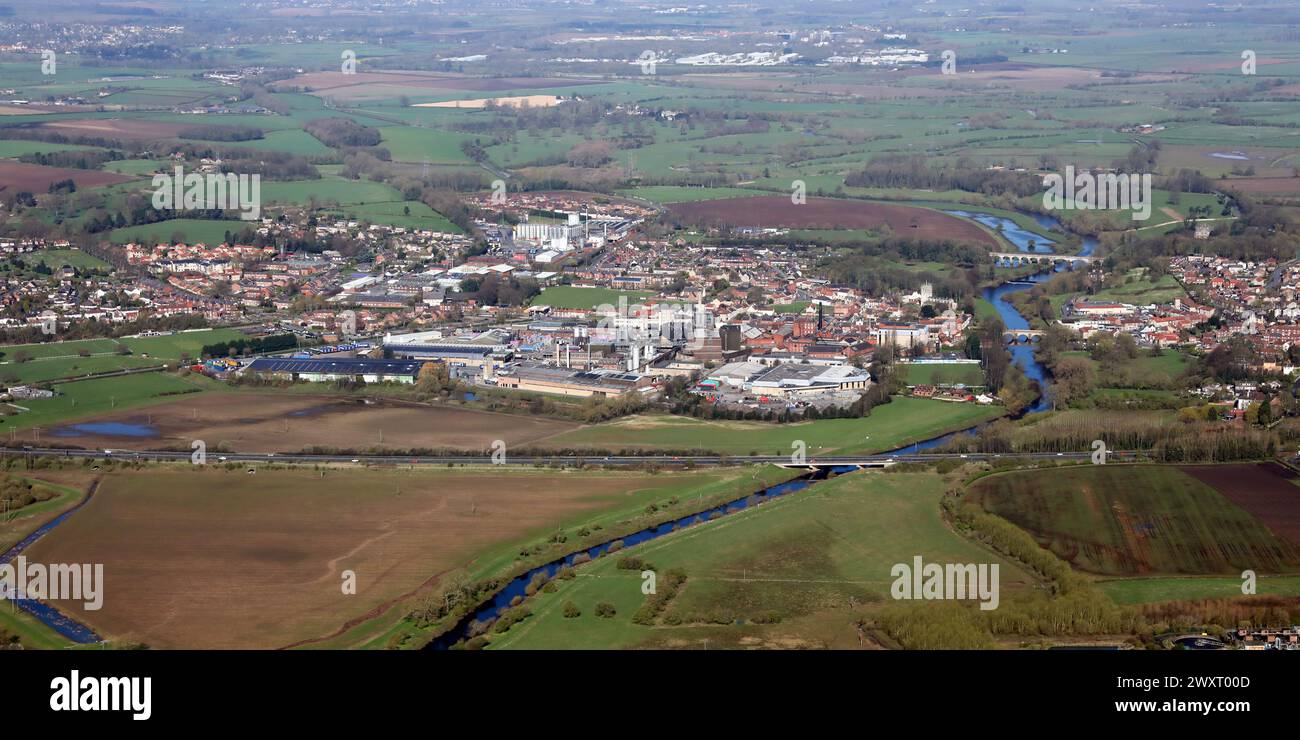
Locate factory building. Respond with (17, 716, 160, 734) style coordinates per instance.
(382, 329, 512, 374)
(243, 357, 427, 384)
(494, 362, 652, 398)
(512, 214, 594, 250)
(513, 222, 578, 243)
(705, 361, 872, 397)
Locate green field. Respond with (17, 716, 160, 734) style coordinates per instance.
(489, 470, 1029, 649)
(27, 249, 112, 271)
(619, 186, 762, 204)
(1, 329, 242, 361)
(967, 465, 1300, 575)
(1054, 189, 1224, 229)
(1088, 270, 1188, 306)
(225, 129, 333, 157)
(1098, 575, 1300, 605)
(118, 329, 247, 359)
(0, 354, 163, 384)
(109, 219, 245, 246)
(543, 396, 1005, 455)
(378, 126, 476, 164)
(528, 286, 656, 309)
(902, 362, 985, 387)
(0, 603, 78, 649)
(0, 474, 85, 552)
(1, 372, 215, 433)
(261, 177, 402, 207)
(0, 329, 246, 384)
(771, 302, 810, 314)
(323, 201, 461, 233)
(974, 298, 1000, 323)
(0, 338, 120, 360)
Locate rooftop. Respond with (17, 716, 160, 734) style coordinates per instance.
(245, 357, 427, 375)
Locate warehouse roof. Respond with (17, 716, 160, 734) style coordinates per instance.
(382, 343, 494, 357)
(245, 358, 427, 376)
(751, 362, 870, 388)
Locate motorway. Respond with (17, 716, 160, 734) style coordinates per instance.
(0, 446, 1131, 467)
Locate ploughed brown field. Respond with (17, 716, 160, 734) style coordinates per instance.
(1183, 462, 1300, 547)
(40, 392, 578, 454)
(32, 118, 208, 142)
(0, 161, 133, 192)
(1216, 177, 1300, 194)
(21, 467, 699, 648)
(0, 104, 101, 115)
(668, 195, 999, 247)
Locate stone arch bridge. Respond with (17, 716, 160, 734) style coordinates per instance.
(1003, 329, 1044, 344)
(990, 252, 1096, 269)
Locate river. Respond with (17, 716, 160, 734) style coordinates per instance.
(952, 210, 1097, 413)
(425, 465, 864, 650)
(430, 212, 1092, 647)
(7, 210, 1091, 647)
(895, 211, 1095, 452)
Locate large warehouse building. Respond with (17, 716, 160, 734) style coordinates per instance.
(381, 329, 512, 375)
(494, 362, 651, 398)
(705, 360, 871, 397)
(243, 357, 427, 384)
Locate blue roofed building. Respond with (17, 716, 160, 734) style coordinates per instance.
(242, 357, 427, 384)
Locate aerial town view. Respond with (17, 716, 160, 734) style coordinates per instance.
(0, 0, 1296, 723)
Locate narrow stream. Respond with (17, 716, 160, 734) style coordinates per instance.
(1, 482, 103, 643)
